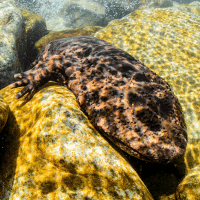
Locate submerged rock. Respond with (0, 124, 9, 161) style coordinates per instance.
(58, 0, 105, 28)
(35, 26, 102, 51)
(0, 95, 9, 133)
(0, 82, 153, 199)
(0, 0, 25, 89)
(176, 165, 200, 199)
(17, 8, 47, 70)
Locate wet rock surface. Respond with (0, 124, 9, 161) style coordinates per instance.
(0, 82, 153, 200)
(0, 0, 25, 89)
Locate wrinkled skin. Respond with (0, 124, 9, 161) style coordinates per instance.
(10, 36, 187, 164)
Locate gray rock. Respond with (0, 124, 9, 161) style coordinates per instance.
(145, 0, 174, 8)
(174, 0, 200, 4)
(58, 0, 142, 28)
(58, 0, 106, 28)
(0, 0, 26, 89)
(16, 0, 67, 20)
(94, 0, 141, 22)
(16, 0, 142, 30)
(46, 16, 70, 31)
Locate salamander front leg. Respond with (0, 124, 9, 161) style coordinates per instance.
(10, 69, 44, 101)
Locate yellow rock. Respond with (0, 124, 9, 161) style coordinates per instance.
(35, 26, 102, 51)
(0, 82, 153, 200)
(174, 1, 200, 16)
(94, 5, 200, 171)
(17, 8, 47, 69)
(176, 164, 200, 199)
(18, 8, 46, 33)
(0, 94, 9, 133)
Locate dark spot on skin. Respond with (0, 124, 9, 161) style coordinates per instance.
(95, 48, 121, 57)
(155, 96, 173, 118)
(147, 99, 159, 114)
(76, 48, 92, 58)
(133, 73, 150, 82)
(93, 45, 107, 53)
(81, 85, 87, 90)
(118, 63, 137, 73)
(83, 92, 92, 103)
(127, 92, 145, 106)
(63, 61, 72, 68)
(97, 64, 105, 72)
(107, 121, 118, 133)
(113, 80, 126, 86)
(80, 68, 85, 73)
(143, 85, 155, 93)
(92, 108, 105, 119)
(82, 47, 92, 57)
(117, 106, 125, 113)
(109, 69, 118, 75)
(134, 125, 141, 132)
(100, 96, 108, 101)
(158, 136, 171, 144)
(91, 90, 100, 104)
(122, 73, 130, 78)
(136, 108, 161, 131)
(107, 87, 118, 96)
(117, 112, 128, 126)
(90, 70, 98, 78)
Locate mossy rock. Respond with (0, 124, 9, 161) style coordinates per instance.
(35, 26, 102, 51)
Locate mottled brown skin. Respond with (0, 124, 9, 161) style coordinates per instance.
(10, 36, 187, 164)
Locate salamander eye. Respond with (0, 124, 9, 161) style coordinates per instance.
(65, 67, 74, 76)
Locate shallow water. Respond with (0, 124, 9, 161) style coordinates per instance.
(1, 0, 200, 199)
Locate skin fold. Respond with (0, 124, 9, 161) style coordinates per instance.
(10, 36, 187, 164)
